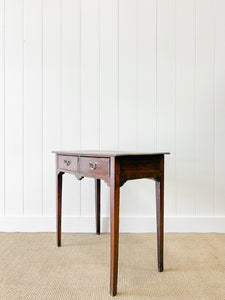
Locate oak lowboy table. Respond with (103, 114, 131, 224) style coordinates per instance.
(53, 151, 169, 296)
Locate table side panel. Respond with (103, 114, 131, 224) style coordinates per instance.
(120, 155, 164, 183)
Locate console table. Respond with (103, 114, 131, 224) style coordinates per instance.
(53, 151, 169, 296)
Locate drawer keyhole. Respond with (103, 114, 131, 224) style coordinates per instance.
(64, 160, 71, 166)
(89, 161, 97, 170)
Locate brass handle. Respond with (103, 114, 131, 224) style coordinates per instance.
(89, 161, 97, 170)
(64, 159, 71, 166)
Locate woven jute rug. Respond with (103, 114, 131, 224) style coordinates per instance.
(0, 233, 224, 299)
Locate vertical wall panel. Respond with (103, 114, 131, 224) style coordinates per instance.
(61, 0, 81, 216)
(176, 0, 196, 216)
(80, 0, 100, 216)
(215, 0, 225, 215)
(196, 0, 215, 216)
(0, 0, 5, 216)
(43, 0, 61, 215)
(99, 0, 118, 217)
(157, 0, 176, 216)
(4, 0, 24, 215)
(0, 0, 225, 230)
(24, 0, 42, 216)
(119, 0, 138, 216)
(137, 0, 157, 216)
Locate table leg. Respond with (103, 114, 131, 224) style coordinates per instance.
(56, 171, 64, 247)
(95, 179, 101, 234)
(155, 173, 164, 272)
(110, 158, 120, 296)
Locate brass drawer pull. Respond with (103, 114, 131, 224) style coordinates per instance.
(89, 161, 97, 170)
(64, 159, 71, 166)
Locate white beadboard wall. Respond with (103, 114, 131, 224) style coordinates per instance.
(0, 0, 225, 233)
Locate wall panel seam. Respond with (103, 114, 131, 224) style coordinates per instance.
(194, 0, 197, 217)
(60, 0, 62, 150)
(174, 0, 177, 216)
(79, 0, 82, 216)
(22, 0, 25, 216)
(99, 0, 101, 151)
(213, 0, 216, 216)
(117, 0, 119, 151)
(155, 0, 158, 152)
(3, 0, 6, 217)
(136, 0, 139, 216)
(41, 0, 44, 217)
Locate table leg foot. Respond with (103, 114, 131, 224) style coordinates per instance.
(110, 290, 117, 297)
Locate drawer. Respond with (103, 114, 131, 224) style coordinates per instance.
(79, 157, 109, 178)
(58, 155, 78, 172)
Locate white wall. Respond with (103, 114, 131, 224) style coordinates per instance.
(0, 0, 225, 233)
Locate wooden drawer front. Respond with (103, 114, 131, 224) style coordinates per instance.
(58, 155, 78, 172)
(79, 157, 109, 178)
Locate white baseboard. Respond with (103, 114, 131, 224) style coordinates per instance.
(0, 216, 224, 233)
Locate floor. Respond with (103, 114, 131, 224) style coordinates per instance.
(0, 233, 224, 299)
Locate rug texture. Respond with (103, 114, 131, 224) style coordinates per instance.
(0, 233, 224, 299)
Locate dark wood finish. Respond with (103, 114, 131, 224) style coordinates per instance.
(155, 156, 164, 272)
(110, 157, 120, 296)
(58, 155, 78, 172)
(56, 171, 64, 247)
(79, 156, 109, 182)
(95, 179, 101, 235)
(53, 150, 169, 157)
(120, 155, 162, 186)
(54, 151, 169, 296)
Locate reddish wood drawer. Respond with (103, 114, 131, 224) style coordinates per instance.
(58, 155, 78, 172)
(79, 156, 109, 178)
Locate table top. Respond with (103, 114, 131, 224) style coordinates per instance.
(53, 150, 170, 157)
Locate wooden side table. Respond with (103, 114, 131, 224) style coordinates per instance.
(53, 151, 169, 296)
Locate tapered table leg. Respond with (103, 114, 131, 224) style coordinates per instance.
(110, 157, 120, 296)
(95, 179, 101, 234)
(155, 166, 164, 272)
(57, 171, 64, 247)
